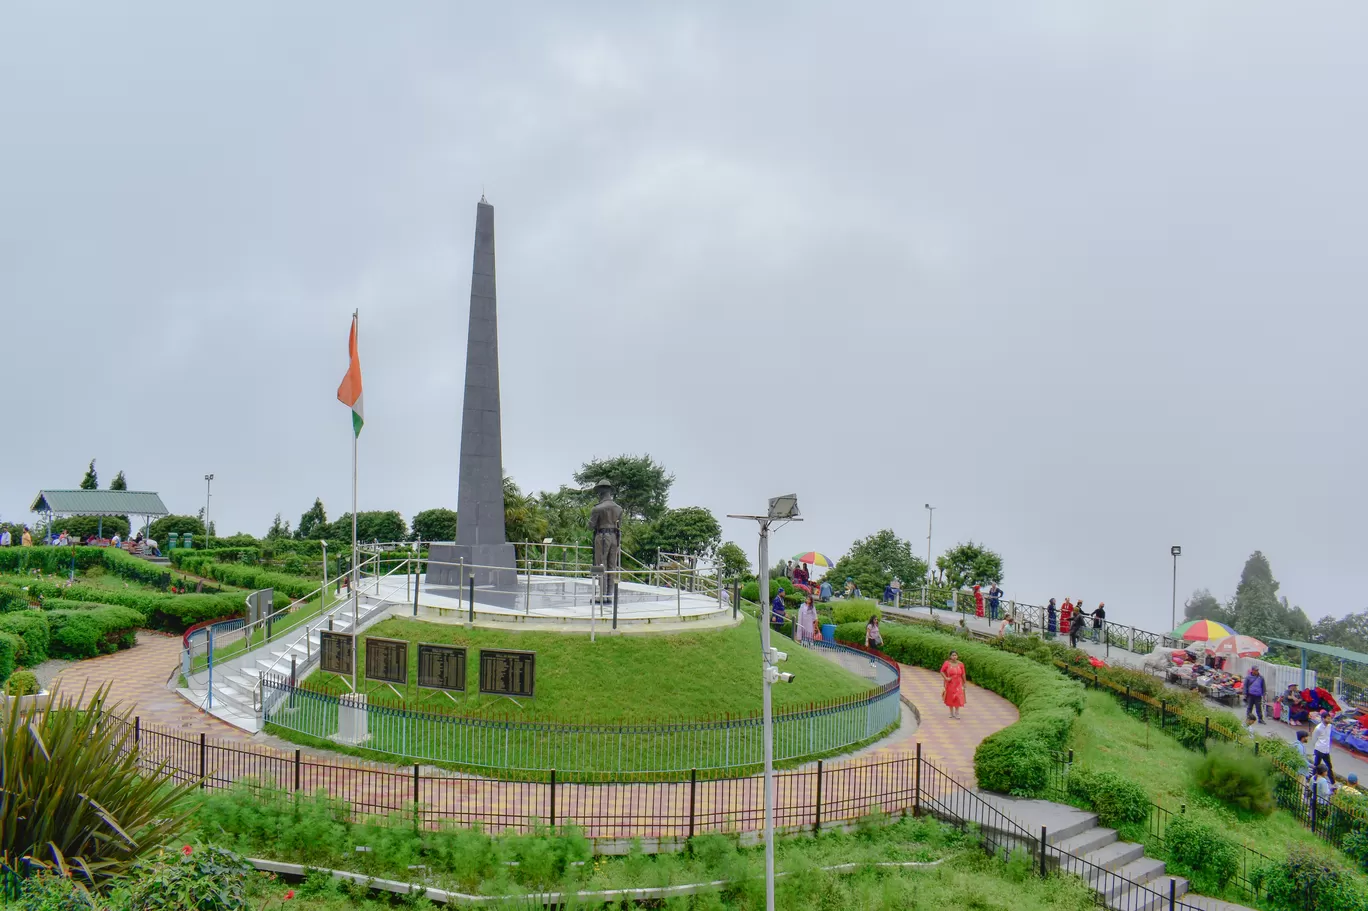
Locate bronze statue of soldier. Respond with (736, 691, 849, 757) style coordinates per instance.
(589, 479, 624, 601)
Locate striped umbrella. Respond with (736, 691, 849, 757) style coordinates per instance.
(1169, 618, 1238, 642)
(1206, 634, 1268, 658)
(791, 551, 833, 567)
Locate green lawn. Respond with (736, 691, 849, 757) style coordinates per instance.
(1069, 689, 1364, 886)
(304, 617, 874, 723)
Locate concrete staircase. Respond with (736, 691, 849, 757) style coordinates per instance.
(178, 591, 395, 732)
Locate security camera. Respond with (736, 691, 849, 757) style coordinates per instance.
(764, 666, 797, 684)
(778, 672, 795, 684)
(767, 648, 788, 664)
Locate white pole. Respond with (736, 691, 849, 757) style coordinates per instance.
(758, 521, 775, 911)
(351, 312, 360, 691)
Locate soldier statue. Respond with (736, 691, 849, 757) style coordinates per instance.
(589, 479, 624, 600)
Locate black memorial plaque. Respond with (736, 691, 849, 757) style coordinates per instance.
(478, 649, 536, 698)
(319, 631, 354, 675)
(417, 643, 467, 692)
(364, 637, 408, 685)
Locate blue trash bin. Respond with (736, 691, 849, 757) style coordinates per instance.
(821, 623, 836, 643)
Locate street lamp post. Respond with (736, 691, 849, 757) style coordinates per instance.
(924, 504, 936, 608)
(1170, 545, 1182, 632)
(728, 494, 802, 911)
(204, 474, 214, 549)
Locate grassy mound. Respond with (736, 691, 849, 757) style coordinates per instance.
(305, 617, 874, 723)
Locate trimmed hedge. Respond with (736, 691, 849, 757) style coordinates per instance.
(0, 584, 35, 613)
(174, 555, 321, 599)
(5, 669, 38, 696)
(0, 546, 106, 575)
(44, 605, 142, 658)
(0, 611, 49, 665)
(836, 622, 1085, 796)
(1066, 767, 1152, 828)
(0, 632, 17, 684)
(23, 579, 245, 631)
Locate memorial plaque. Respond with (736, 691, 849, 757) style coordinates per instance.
(478, 649, 535, 698)
(319, 631, 354, 676)
(364, 637, 408, 685)
(417, 643, 467, 692)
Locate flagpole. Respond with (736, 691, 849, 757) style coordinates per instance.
(351, 309, 359, 692)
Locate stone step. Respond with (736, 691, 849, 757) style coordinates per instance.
(1107, 874, 1188, 911)
(1054, 827, 1117, 858)
(1082, 840, 1145, 873)
(1097, 857, 1168, 900)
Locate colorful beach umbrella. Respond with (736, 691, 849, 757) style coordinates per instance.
(1169, 618, 1237, 642)
(1206, 634, 1268, 658)
(791, 551, 833, 567)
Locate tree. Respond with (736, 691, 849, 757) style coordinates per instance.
(935, 541, 1004, 588)
(1229, 552, 1298, 643)
(327, 511, 407, 543)
(148, 515, 205, 544)
(1184, 589, 1230, 624)
(635, 506, 722, 564)
(411, 508, 458, 542)
(265, 513, 291, 540)
(830, 530, 928, 601)
(109, 471, 127, 491)
(537, 486, 593, 548)
(573, 455, 674, 522)
(295, 498, 328, 541)
(716, 541, 752, 580)
(80, 460, 98, 490)
(504, 477, 547, 544)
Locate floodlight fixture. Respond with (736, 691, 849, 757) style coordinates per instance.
(1171, 545, 1182, 557)
(767, 494, 800, 520)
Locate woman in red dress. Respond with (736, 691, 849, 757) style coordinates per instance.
(941, 650, 967, 719)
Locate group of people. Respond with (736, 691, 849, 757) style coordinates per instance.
(1293, 712, 1356, 803)
(1042, 597, 1107, 646)
(0, 527, 34, 546)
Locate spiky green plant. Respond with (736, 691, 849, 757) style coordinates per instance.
(0, 683, 197, 886)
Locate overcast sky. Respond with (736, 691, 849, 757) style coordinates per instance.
(3, 2, 1365, 634)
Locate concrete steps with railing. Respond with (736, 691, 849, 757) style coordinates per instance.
(178, 589, 394, 733)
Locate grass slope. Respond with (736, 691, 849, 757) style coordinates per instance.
(1069, 689, 1364, 878)
(306, 617, 873, 723)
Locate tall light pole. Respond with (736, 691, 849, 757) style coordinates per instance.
(1170, 545, 1182, 632)
(728, 494, 801, 911)
(924, 504, 936, 606)
(204, 474, 214, 549)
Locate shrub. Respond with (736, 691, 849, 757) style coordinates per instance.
(1252, 847, 1368, 911)
(16, 873, 102, 910)
(0, 611, 49, 665)
(44, 606, 142, 659)
(1161, 814, 1240, 892)
(5, 670, 39, 697)
(31, 581, 244, 633)
(831, 599, 881, 626)
(838, 622, 1084, 796)
(0, 584, 36, 613)
(1067, 768, 1152, 828)
(0, 633, 17, 685)
(740, 578, 801, 609)
(148, 515, 206, 546)
(0, 546, 105, 576)
(1193, 741, 1275, 816)
(123, 844, 253, 911)
(1, 684, 195, 884)
(172, 556, 317, 599)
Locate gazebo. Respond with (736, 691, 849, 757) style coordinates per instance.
(30, 489, 170, 541)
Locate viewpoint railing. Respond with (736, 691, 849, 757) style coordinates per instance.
(260, 639, 900, 773)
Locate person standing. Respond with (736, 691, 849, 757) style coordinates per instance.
(819, 578, 833, 603)
(1069, 609, 1083, 648)
(1311, 711, 1335, 780)
(890, 576, 902, 606)
(1046, 598, 1057, 634)
(1091, 603, 1106, 642)
(0, 528, 9, 547)
(941, 650, 967, 719)
(1243, 666, 1266, 724)
(865, 614, 883, 649)
(796, 595, 817, 645)
(973, 584, 985, 618)
(1294, 730, 1313, 778)
(987, 583, 1001, 621)
(770, 587, 787, 631)
(998, 613, 1016, 637)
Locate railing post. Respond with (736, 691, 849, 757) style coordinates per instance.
(294, 749, 301, 792)
(612, 584, 619, 630)
(1040, 826, 1048, 877)
(413, 763, 420, 810)
(199, 733, 206, 789)
(550, 769, 557, 830)
(134, 716, 140, 744)
(1169, 877, 1176, 910)
(413, 555, 421, 617)
(468, 577, 475, 623)
(1204, 717, 1210, 753)
(814, 760, 823, 834)
(914, 743, 922, 816)
(1160, 700, 1166, 730)
(688, 768, 697, 839)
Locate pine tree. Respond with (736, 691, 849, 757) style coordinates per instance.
(110, 470, 127, 491)
(80, 460, 98, 490)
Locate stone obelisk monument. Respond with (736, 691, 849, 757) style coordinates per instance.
(428, 197, 517, 589)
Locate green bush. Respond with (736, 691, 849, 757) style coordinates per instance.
(0, 546, 105, 576)
(837, 622, 1084, 796)
(124, 844, 253, 911)
(1193, 741, 1275, 816)
(5, 670, 39, 697)
(832, 599, 881, 626)
(0, 611, 50, 665)
(1252, 847, 1368, 911)
(169, 547, 259, 568)
(0, 633, 17, 685)
(29, 580, 243, 632)
(1162, 814, 1240, 893)
(1066, 768, 1151, 828)
(0, 583, 35, 613)
(173, 555, 317, 599)
(44, 606, 142, 659)
(740, 578, 801, 609)
(16, 873, 101, 910)
(148, 515, 206, 546)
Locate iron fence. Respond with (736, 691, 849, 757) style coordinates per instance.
(260, 640, 902, 774)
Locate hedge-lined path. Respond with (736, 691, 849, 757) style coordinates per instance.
(52, 630, 1017, 837)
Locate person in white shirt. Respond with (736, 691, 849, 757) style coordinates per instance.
(1311, 711, 1335, 780)
(111, 532, 121, 549)
(0, 530, 9, 547)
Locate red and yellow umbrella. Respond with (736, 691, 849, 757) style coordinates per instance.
(791, 551, 833, 567)
(1169, 618, 1237, 642)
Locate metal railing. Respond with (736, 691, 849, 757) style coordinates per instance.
(260, 639, 901, 773)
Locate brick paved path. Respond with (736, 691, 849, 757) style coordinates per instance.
(54, 633, 1017, 839)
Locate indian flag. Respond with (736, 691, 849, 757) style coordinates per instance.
(336, 314, 364, 436)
